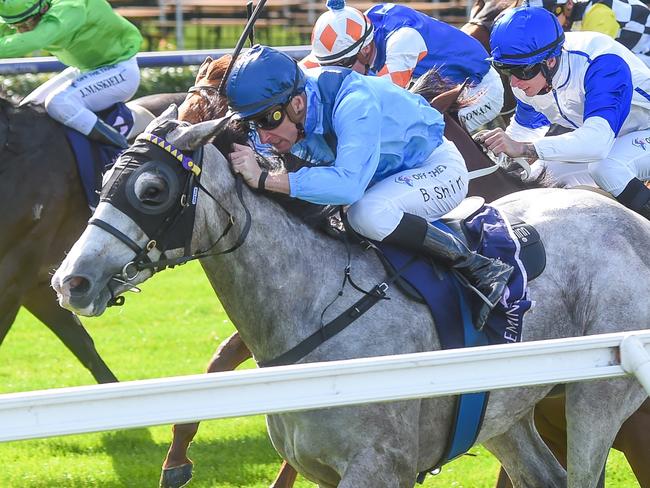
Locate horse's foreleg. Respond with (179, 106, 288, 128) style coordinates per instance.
(23, 283, 117, 383)
(0, 294, 21, 346)
(612, 398, 650, 486)
(336, 446, 417, 488)
(494, 397, 569, 488)
(269, 461, 298, 488)
(484, 409, 566, 488)
(161, 332, 252, 486)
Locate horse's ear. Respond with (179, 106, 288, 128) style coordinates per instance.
(430, 85, 464, 114)
(166, 115, 232, 150)
(196, 56, 213, 82)
(207, 55, 232, 83)
(143, 103, 179, 133)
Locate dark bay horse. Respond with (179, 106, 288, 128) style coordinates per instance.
(1, 92, 185, 384)
(159, 56, 650, 488)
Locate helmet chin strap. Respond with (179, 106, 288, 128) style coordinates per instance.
(539, 55, 561, 94)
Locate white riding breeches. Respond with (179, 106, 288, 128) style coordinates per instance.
(20, 57, 140, 135)
(347, 138, 469, 241)
(457, 67, 504, 133)
(586, 129, 650, 196)
(532, 129, 650, 195)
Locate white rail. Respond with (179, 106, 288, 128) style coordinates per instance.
(0, 331, 648, 442)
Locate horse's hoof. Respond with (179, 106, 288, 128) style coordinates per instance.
(160, 462, 193, 488)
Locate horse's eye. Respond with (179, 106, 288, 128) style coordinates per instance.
(134, 173, 169, 205)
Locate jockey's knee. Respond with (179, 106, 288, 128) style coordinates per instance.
(45, 90, 96, 135)
(588, 160, 631, 197)
(347, 196, 401, 242)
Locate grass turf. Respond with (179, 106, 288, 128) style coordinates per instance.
(0, 262, 638, 487)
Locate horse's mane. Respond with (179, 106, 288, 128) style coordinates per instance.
(0, 96, 47, 116)
(0, 97, 54, 160)
(210, 119, 340, 231)
(409, 68, 475, 113)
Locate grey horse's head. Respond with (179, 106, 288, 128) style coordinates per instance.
(52, 105, 232, 316)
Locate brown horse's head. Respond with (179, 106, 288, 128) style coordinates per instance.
(178, 55, 232, 124)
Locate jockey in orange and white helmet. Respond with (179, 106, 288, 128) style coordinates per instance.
(301, 0, 505, 132)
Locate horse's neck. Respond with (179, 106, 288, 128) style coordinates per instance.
(1, 102, 74, 175)
(443, 113, 530, 201)
(0, 102, 89, 251)
(195, 147, 367, 362)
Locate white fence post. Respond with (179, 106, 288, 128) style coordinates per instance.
(621, 334, 650, 394)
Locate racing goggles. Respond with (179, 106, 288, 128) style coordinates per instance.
(492, 61, 544, 81)
(249, 105, 286, 130)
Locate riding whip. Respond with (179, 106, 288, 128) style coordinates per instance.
(217, 0, 269, 96)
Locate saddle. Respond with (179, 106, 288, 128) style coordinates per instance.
(64, 103, 138, 208)
(441, 196, 546, 281)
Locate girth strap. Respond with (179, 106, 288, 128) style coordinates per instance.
(259, 284, 388, 368)
(259, 255, 418, 368)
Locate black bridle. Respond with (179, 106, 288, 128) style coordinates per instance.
(95, 0, 266, 306)
(88, 125, 251, 306)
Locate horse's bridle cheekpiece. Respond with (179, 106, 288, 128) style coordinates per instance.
(88, 121, 251, 306)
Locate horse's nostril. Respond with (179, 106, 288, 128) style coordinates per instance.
(66, 276, 91, 296)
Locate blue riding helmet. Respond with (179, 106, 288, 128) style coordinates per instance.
(226, 45, 306, 120)
(490, 7, 565, 66)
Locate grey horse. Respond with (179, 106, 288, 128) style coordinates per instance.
(52, 108, 649, 487)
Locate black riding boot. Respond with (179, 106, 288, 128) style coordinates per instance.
(384, 213, 514, 330)
(616, 178, 650, 221)
(87, 119, 128, 149)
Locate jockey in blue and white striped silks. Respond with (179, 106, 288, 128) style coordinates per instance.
(484, 6, 650, 220)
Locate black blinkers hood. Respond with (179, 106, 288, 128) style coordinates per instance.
(100, 121, 200, 252)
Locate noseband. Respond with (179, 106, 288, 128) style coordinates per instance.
(88, 124, 251, 306)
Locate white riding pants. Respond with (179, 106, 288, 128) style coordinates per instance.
(457, 66, 504, 133)
(20, 57, 140, 135)
(587, 128, 650, 196)
(347, 138, 469, 241)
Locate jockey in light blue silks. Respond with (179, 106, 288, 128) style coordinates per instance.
(226, 45, 513, 329)
(476, 6, 650, 220)
(301, 0, 504, 133)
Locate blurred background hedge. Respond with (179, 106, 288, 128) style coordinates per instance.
(1, 66, 198, 101)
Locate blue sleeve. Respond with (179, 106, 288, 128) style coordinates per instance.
(288, 89, 382, 205)
(583, 54, 632, 136)
(514, 99, 551, 129)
